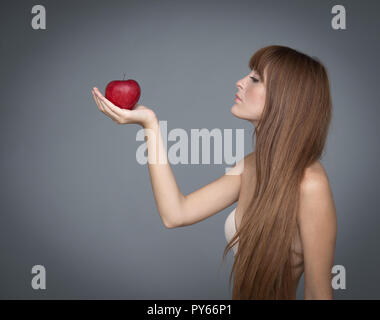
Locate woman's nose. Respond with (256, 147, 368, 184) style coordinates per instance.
(236, 79, 243, 90)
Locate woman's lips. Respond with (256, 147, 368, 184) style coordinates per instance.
(235, 95, 242, 102)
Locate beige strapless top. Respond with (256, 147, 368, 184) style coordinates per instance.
(224, 208, 238, 255)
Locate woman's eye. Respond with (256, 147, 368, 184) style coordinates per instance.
(250, 76, 259, 83)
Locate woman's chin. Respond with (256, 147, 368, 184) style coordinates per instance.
(231, 104, 242, 117)
(231, 105, 254, 122)
(231, 106, 243, 119)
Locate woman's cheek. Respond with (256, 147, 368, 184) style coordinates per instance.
(248, 88, 266, 111)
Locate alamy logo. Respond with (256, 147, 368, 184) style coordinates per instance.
(331, 5, 346, 30)
(31, 265, 46, 290)
(31, 5, 46, 30)
(331, 264, 346, 290)
(135, 120, 245, 174)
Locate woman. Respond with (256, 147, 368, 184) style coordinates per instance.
(91, 45, 337, 300)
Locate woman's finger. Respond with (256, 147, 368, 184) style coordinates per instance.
(97, 96, 121, 122)
(93, 91, 104, 111)
(92, 90, 104, 112)
(94, 88, 123, 122)
(95, 88, 125, 116)
(94, 88, 122, 117)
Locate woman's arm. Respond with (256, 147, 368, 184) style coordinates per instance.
(298, 171, 337, 299)
(144, 118, 247, 228)
(92, 87, 183, 228)
(143, 119, 186, 228)
(92, 87, 246, 229)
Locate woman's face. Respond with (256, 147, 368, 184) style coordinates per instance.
(231, 68, 267, 126)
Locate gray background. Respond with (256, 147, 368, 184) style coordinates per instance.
(0, 0, 379, 299)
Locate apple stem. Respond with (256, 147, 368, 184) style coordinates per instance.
(123, 72, 126, 80)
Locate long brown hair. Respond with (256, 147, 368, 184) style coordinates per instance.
(222, 45, 332, 299)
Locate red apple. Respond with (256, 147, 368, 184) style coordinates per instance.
(105, 76, 141, 110)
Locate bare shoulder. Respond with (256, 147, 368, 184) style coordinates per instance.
(300, 161, 331, 195)
(227, 151, 256, 177)
(298, 161, 337, 227)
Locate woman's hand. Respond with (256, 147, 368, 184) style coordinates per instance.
(92, 87, 157, 128)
